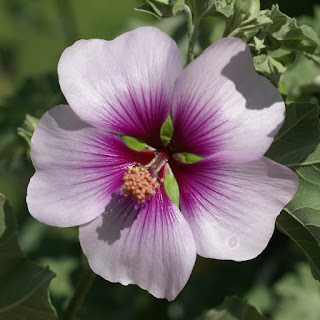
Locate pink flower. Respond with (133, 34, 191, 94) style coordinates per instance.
(27, 27, 298, 300)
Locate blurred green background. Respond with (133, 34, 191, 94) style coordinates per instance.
(1, 0, 320, 319)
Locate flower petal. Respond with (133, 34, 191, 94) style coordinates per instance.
(79, 186, 196, 301)
(58, 27, 182, 147)
(171, 152, 298, 260)
(170, 37, 285, 157)
(27, 105, 153, 227)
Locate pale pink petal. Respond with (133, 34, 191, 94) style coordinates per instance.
(58, 27, 182, 147)
(79, 185, 196, 301)
(171, 152, 298, 260)
(27, 105, 153, 227)
(170, 37, 285, 157)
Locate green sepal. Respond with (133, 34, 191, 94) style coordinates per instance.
(176, 152, 204, 164)
(160, 114, 174, 144)
(164, 170, 180, 207)
(121, 135, 147, 151)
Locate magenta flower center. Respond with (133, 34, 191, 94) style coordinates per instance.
(122, 150, 169, 202)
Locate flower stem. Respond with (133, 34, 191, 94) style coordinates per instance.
(55, 0, 78, 45)
(184, 4, 199, 65)
(62, 259, 96, 320)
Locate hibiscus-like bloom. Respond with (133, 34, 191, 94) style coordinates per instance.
(27, 27, 297, 300)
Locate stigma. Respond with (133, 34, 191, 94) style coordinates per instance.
(122, 166, 160, 203)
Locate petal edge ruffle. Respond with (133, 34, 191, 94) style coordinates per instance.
(79, 185, 196, 301)
(170, 37, 285, 157)
(58, 27, 183, 147)
(171, 151, 298, 260)
(27, 105, 153, 227)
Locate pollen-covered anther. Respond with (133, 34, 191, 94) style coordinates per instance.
(122, 166, 160, 202)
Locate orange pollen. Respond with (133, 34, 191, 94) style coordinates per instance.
(122, 166, 160, 203)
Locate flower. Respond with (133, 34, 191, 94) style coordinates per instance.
(27, 27, 298, 301)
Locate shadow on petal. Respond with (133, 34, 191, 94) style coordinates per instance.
(96, 192, 143, 245)
(221, 48, 285, 138)
(221, 49, 282, 111)
(47, 105, 92, 131)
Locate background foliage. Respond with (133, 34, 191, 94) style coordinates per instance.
(1, 0, 320, 319)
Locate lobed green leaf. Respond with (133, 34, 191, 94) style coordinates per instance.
(265, 103, 320, 166)
(228, 11, 273, 42)
(234, 0, 260, 15)
(0, 194, 57, 319)
(267, 103, 320, 281)
(225, 4, 320, 85)
(253, 54, 286, 87)
(264, 5, 320, 63)
(277, 213, 320, 280)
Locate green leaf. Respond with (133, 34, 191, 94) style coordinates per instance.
(172, 0, 185, 15)
(270, 49, 296, 68)
(0, 194, 57, 319)
(276, 212, 320, 280)
(285, 162, 320, 265)
(265, 103, 320, 166)
(265, 5, 320, 62)
(39, 257, 78, 299)
(250, 29, 281, 54)
(160, 114, 174, 143)
(0, 285, 57, 320)
(0, 73, 64, 170)
(0, 262, 55, 311)
(273, 263, 320, 320)
(121, 135, 147, 151)
(17, 114, 39, 151)
(253, 54, 286, 87)
(164, 170, 180, 207)
(300, 75, 320, 95)
(298, 5, 320, 37)
(198, 296, 267, 320)
(228, 11, 273, 42)
(135, 0, 173, 18)
(282, 55, 320, 101)
(266, 103, 320, 280)
(176, 152, 204, 164)
(227, 5, 320, 83)
(234, 0, 259, 15)
(0, 194, 24, 279)
(245, 285, 272, 314)
(186, 0, 235, 19)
